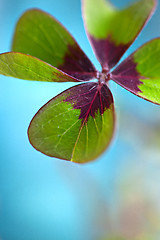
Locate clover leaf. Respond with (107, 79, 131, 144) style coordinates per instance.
(0, 0, 159, 163)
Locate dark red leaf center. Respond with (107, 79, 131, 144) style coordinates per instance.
(64, 82, 113, 124)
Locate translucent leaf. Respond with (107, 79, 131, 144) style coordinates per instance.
(83, 0, 156, 69)
(28, 82, 115, 163)
(12, 8, 97, 81)
(112, 38, 160, 105)
(0, 52, 79, 82)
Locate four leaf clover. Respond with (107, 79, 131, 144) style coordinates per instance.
(0, 0, 159, 163)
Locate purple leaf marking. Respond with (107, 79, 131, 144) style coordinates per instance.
(64, 82, 113, 123)
(89, 35, 130, 70)
(111, 56, 145, 93)
(59, 45, 97, 81)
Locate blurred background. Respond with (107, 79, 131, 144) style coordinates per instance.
(0, 0, 160, 239)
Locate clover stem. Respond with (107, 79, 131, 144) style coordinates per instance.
(96, 69, 111, 85)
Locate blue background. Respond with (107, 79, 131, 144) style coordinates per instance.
(0, 0, 160, 239)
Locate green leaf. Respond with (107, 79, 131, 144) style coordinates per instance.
(112, 38, 160, 105)
(12, 8, 96, 81)
(28, 82, 115, 163)
(0, 52, 78, 82)
(82, 0, 156, 69)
